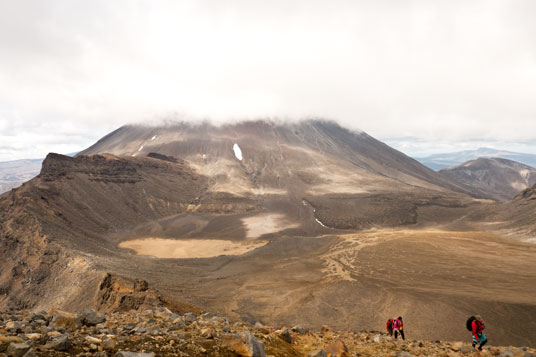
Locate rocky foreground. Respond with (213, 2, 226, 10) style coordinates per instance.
(0, 308, 534, 357)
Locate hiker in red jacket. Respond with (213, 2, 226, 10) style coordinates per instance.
(386, 318, 394, 336)
(471, 315, 487, 351)
(394, 316, 405, 340)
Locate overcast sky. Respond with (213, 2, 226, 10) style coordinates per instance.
(1, 0, 535, 161)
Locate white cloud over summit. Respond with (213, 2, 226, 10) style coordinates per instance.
(0, 0, 535, 160)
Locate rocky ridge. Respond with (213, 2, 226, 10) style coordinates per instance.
(0, 308, 534, 357)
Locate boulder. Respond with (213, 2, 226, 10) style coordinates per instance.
(209, 316, 227, 324)
(154, 307, 173, 319)
(183, 313, 197, 324)
(225, 332, 266, 357)
(115, 352, 156, 357)
(45, 334, 71, 352)
(324, 339, 348, 357)
(131, 326, 147, 334)
(278, 329, 293, 344)
(5, 322, 22, 333)
(23, 334, 40, 341)
(308, 350, 327, 357)
(451, 342, 463, 351)
(292, 325, 307, 335)
(6, 343, 30, 357)
(85, 336, 103, 344)
(102, 339, 115, 351)
(242, 331, 266, 357)
(148, 328, 162, 336)
(51, 310, 79, 330)
(30, 313, 47, 322)
(200, 328, 214, 339)
(78, 309, 106, 326)
(133, 279, 149, 292)
(499, 351, 516, 357)
(0, 336, 24, 352)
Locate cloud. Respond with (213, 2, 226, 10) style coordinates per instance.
(0, 0, 535, 160)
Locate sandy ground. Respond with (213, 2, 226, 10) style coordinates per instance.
(241, 213, 300, 239)
(119, 237, 267, 258)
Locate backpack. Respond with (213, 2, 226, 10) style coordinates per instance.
(387, 319, 393, 328)
(466, 316, 475, 331)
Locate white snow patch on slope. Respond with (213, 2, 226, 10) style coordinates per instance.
(233, 143, 243, 161)
(315, 218, 329, 228)
(138, 145, 144, 152)
(151, 135, 157, 141)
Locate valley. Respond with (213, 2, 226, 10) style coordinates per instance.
(1, 120, 535, 348)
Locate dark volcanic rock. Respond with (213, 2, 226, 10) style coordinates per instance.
(240, 331, 266, 357)
(77, 308, 106, 326)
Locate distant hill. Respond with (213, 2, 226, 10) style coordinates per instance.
(439, 157, 536, 201)
(415, 147, 536, 171)
(0, 158, 42, 194)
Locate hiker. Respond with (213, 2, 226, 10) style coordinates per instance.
(386, 318, 394, 336)
(470, 315, 487, 351)
(394, 316, 405, 340)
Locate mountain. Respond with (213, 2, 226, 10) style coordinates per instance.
(439, 157, 536, 201)
(1, 120, 535, 346)
(78, 120, 482, 230)
(0, 159, 42, 194)
(416, 147, 536, 171)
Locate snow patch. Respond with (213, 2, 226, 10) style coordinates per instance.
(315, 218, 329, 228)
(151, 135, 157, 141)
(233, 143, 243, 161)
(138, 145, 144, 152)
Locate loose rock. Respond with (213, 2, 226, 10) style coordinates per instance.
(6, 342, 30, 357)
